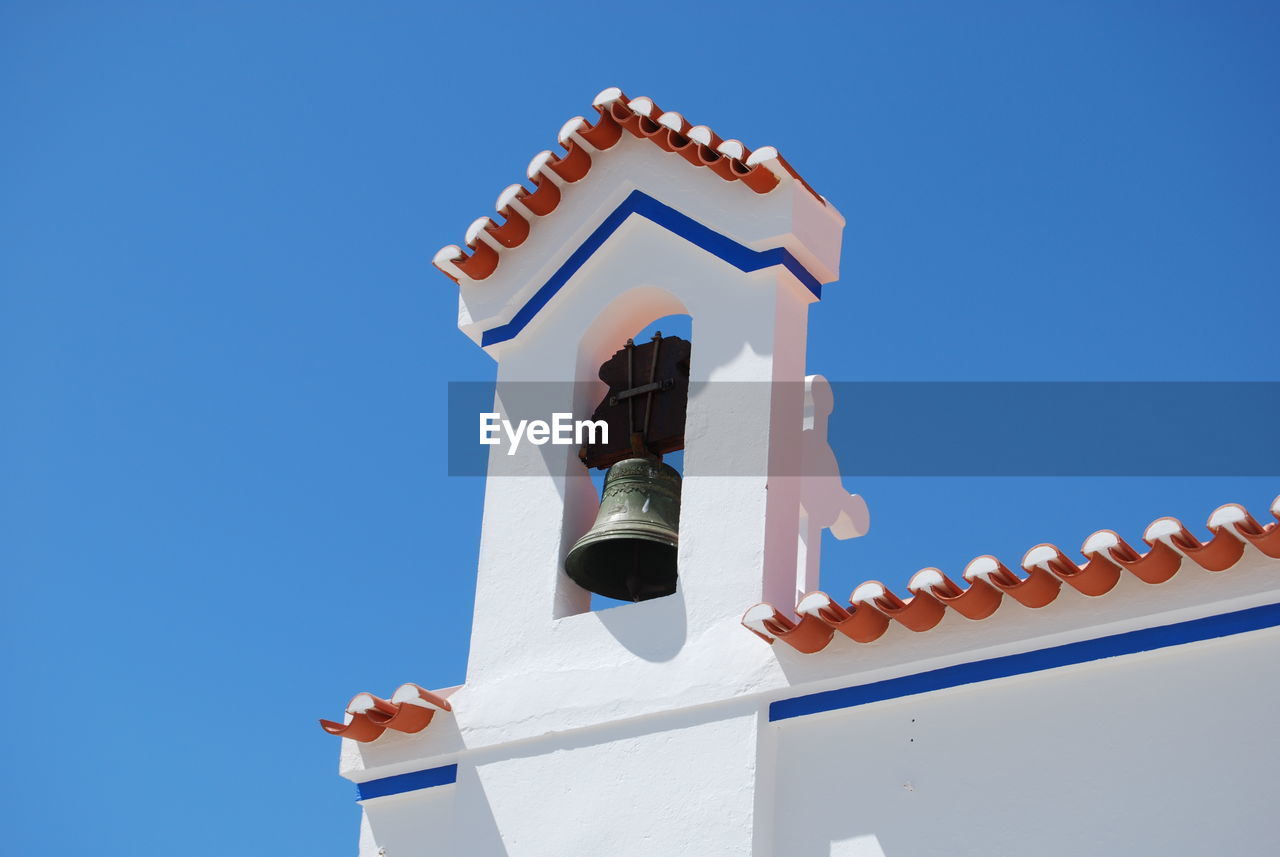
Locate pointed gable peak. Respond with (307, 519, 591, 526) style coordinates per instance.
(432, 87, 828, 285)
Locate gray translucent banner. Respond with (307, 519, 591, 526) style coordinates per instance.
(447, 382, 1279, 477)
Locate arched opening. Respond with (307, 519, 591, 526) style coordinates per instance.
(557, 291, 693, 616)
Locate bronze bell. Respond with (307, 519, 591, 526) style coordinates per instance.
(564, 457, 681, 602)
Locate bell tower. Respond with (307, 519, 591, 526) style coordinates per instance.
(338, 88, 863, 857)
(436, 88, 847, 694)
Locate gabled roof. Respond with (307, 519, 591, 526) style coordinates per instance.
(744, 496, 1280, 654)
(432, 87, 824, 284)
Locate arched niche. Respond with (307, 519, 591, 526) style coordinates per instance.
(556, 287, 693, 617)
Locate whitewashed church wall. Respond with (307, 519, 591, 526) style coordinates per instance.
(767, 626, 1280, 857)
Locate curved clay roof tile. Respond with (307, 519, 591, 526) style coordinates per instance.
(432, 245, 467, 282)
(1216, 499, 1280, 558)
(320, 684, 454, 743)
(909, 567, 1003, 620)
(964, 555, 1061, 609)
(518, 172, 562, 218)
(1023, 543, 1120, 597)
(806, 589, 890, 644)
(486, 207, 530, 248)
(319, 713, 385, 743)
(852, 580, 946, 632)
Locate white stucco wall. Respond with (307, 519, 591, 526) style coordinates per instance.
(768, 625, 1280, 857)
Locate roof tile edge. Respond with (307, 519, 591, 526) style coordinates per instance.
(320, 682, 455, 743)
(432, 87, 824, 284)
(745, 495, 1280, 653)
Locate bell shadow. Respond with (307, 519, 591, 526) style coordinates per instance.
(589, 587, 688, 662)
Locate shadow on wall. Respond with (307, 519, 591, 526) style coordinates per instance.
(364, 702, 754, 856)
(591, 590, 687, 662)
(448, 763, 509, 857)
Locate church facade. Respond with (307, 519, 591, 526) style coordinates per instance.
(320, 88, 1280, 857)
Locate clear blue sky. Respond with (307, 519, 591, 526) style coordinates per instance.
(2, 2, 1276, 854)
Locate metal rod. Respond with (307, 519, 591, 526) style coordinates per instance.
(625, 338, 634, 438)
(642, 332, 662, 440)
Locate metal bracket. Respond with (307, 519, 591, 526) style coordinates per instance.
(610, 378, 674, 406)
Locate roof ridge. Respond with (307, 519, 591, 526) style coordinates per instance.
(744, 494, 1280, 654)
(433, 87, 822, 284)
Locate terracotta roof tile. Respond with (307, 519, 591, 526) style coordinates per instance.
(320, 682, 453, 743)
(432, 87, 823, 283)
(744, 495, 1280, 654)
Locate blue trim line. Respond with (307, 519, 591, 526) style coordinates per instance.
(356, 764, 458, 800)
(480, 190, 824, 347)
(769, 602, 1280, 723)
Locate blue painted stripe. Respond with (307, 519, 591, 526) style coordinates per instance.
(769, 602, 1280, 722)
(356, 763, 458, 800)
(480, 190, 824, 347)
